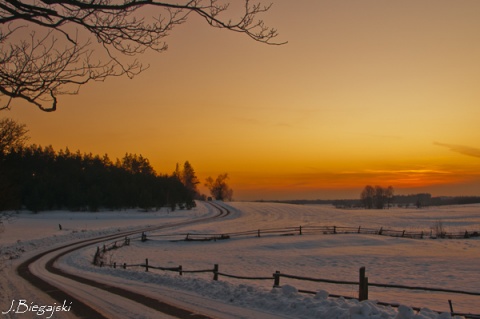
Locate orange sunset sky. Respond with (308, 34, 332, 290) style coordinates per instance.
(4, 0, 480, 200)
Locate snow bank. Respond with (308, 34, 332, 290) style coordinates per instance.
(61, 247, 465, 319)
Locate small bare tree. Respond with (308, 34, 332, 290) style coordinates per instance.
(361, 185, 395, 209)
(360, 185, 375, 209)
(1, 0, 284, 111)
(0, 117, 29, 154)
(432, 220, 446, 238)
(205, 173, 233, 201)
(385, 185, 394, 208)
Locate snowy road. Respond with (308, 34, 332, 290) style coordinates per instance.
(12, 202, 240, 319)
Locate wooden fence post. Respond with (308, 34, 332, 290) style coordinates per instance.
(359, 266, 368, 301)
(93, 246, 100, 265)
(257, 229, 261, 237)
(299, 226, 302, 235)
(358, 226, 361, 234)
(145, 258, 149, 272)
(273, 271, 280, 287)
(213, 264, 219, 281)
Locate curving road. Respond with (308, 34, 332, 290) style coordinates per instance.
(16, 202, 230, 319)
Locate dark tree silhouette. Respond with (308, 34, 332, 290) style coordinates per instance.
(1, 0, 284, 111)
(172, 161, 199, 208)
(205, 173, 233, 201)
(180, 161, 199, 207)
(360, 185, 375, 209)
(0, 117, 29, 153)
(385, 185, 394, 208)
(0, 121, 195, 212)
(361, 185, 394, 209)
(0, 118, 29, 209)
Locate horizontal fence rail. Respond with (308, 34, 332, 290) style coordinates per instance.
(276, 272, 358, 286)
(368, 282, 480, 296)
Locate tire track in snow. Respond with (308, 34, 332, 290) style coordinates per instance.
(17, 202, 230, 319)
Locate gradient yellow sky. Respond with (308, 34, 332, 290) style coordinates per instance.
(5, 0, 480, 200)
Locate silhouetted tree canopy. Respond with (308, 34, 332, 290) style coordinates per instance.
(0, 117, 29, 153)
(0, 119, 194, 211)
(360, 185, 394, 209)
(0, 0, 284, 111)
(205, 173, 233, 201)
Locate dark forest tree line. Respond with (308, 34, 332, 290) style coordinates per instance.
(360, 187, 480, 209)
(0, 145, 194, 212)
(0, 118, 195, 212)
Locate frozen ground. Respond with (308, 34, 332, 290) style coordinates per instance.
(1, 202, 479, 318)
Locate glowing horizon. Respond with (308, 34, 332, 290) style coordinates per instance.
(4, 0, 480, 200)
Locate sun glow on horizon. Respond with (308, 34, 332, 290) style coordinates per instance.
(5, 0, 480, 200)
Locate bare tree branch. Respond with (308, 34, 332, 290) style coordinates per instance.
(0, 0, 285, 111)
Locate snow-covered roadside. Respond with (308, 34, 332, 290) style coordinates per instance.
(61, 246, 466, 319)
(0, 204, 217, 262)
(0, 205, 215, 245)
(0, 226, 127, 319)
(1, 202, 478, 318)
(0, 205, 216, 318)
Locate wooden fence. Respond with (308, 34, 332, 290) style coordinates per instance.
(93, 236, 134, 266)
(144, 225, 480, 242)
(91, 226, 480, 318)
(95, 258, 480, 318)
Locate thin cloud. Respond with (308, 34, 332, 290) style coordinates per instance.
(434, 142, 480, 159)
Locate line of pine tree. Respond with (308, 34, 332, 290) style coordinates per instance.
(0, 145, 194, 212)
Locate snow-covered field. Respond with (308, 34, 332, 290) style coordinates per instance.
(1, 202, 479, 318)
